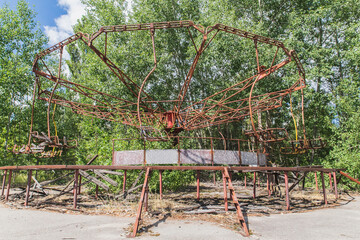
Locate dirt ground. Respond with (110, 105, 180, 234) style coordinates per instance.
(1, 180, 359, 239)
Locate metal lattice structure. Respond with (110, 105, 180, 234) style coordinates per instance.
(31, 21, 305, 138)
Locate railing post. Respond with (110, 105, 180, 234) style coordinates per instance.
(1, 170, 7, 197)
(196, 170, 200, 201)
(211, 139, 215, 184)
(5, 170, 12, 202)
(328, 172, 333, 191)
(320, 171, 327, 205)
(267, 173, 271, 196)
(123, 170, 127, 193)
(222, 170, 228, 211)
(253, 172, 256, 199)
(25, 170, 32, 206)
(244, 174, 247, 189)
(73, 170, 79, 208)
(284, 172, 290, 210)
(333, 171, 338, 199)
(78, 176, 82, 194)
(159, 170, 163, 200)
(95, 185, 99, 199)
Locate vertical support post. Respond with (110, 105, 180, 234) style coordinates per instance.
(320, 171, 327, 205)
(315, 172, 319, 190)
(123, 170, 127, 193)
(211, 139, 215, 184)
(24, 170, 32, 206)
(144, 186, 149, 212)
(302, 172, 306, 190)
(131, 168, 151, 237)
(222, 170, 228, 211)
(328, 172, 333, 191)
(95, 185, 99, 200)
(284, 172, 290, 210)
(1, 170, 7, 197)
(159, 170, 163, 200)
(244, 174, 247, 189)
(5, 170, 12, 201)
(253, 172, 256, 199)
(177, 136, 181, 166)
(196, 170, 200, 201)
(333, 171, 338, 199)
(73, 170, 79, 209)
(143, 139, 146, 166)
(238, 140, 242, 165)
(267, 173, 270, 196)
(78, 176, 82, 194)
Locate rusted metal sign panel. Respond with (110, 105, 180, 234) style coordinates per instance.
(146, 149, 178, 164)
(180, 150, 212, 164)
(112, 149, 266, 166)
(112, 150, 144, 165)
(213, 150, 240, 165)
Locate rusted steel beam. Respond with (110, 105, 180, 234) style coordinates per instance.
(78, 176, 82, 194)
(339, 171, 360, 185)
(284, 172, 290, 210)
(91, 20, 195, 43)
(196, 170, 200, 201)
(73, 170, 79, 208)
(0, 165, 340, 173)
(24, 170, 32, 206)
(5, 170, 12, 202)
(333, 172, 338, 199)
(33, 33, 86, 64)
(159, 170, 163, 200)
(244, 174, 247, 189)
(320, 172, 327, 206)
(144, 185, 149, 212)
(267, 173, 270, 196)
(253, 172, 256, 199)
(131, 167, 151, 237)
(1, 170, 7, 197)
(95, 185, 99, 199)
(123, 170, 127, 193)
(223, 168, 249, 236)
(328, 172, 333, 191)
(222, 170, 228, 211)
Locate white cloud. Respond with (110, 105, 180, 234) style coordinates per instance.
(44, 0, 86, 45)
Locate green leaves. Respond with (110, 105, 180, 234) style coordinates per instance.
(0, 0, 47, 164)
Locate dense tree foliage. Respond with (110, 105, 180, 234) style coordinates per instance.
(1, 0, 359, 189)
(0, 0, 47, 165)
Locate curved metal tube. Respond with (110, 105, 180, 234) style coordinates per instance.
(137, 27, 157, 128)
(47, 46, 63, 138)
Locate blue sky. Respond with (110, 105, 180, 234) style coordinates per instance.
(0, 0, 86, 45)
(0, 0, 66, 26)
